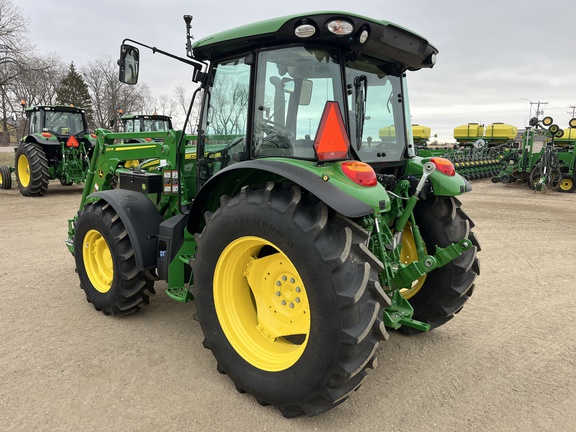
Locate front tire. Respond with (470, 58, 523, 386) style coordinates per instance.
(401, 196, 480, 333)
(73, 200, 155, 315)
(194, 183, 389, 417)
(15, 143, 49, 196)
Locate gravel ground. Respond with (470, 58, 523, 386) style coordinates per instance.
(1, 177, 575, 432)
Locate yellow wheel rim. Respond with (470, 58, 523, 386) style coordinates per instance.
(18, 154, 31, 187)
(214, 236, 310, 372)
(82, 229, 113, 293)
(559, 178, 573, 191)
(399, 223, 427, 300)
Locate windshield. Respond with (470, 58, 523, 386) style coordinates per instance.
(125, 118, 171, 132)
(345, 58, 407, 162)
(143, 119, 170, 132)
(44, 111, 86, 136)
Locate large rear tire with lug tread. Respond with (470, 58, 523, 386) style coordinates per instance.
(73, 200, 155, 316)
(15, 143, 49, 196)
(401, 195, 480, 334)
(0, 164, 11, 189)
(194, 183, 390, 417)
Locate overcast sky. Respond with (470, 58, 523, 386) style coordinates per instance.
(16, 0, 576, 142)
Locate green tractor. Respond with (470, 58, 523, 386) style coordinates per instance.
(67, 12, 480, 417)
(0, 104, 95, 196)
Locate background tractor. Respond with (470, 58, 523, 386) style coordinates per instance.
(0, 104, 95, 196)
(67, 12, 480, 417)
(120, 113, 173, 142)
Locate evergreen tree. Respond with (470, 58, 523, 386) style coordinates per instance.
(56, 62, 92, 123)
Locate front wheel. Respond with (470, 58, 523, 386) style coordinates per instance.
(194, 183, 389, 417)
(73, 200, 155, 315)
(401, 196, 480, 333)
(15, 143, 49, 196)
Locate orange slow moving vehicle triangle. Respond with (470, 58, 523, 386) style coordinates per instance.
(313, 101, 350, 161)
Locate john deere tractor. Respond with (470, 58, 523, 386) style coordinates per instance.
(1, 105, 95, 196)
(67, 12, 480, 417)
(121, 113, 173, 141)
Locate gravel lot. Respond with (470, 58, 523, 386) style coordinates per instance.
(1, 176, 575, 432)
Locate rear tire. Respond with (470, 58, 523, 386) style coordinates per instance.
(73, 200, 155, 315)
(401, 196, 480, 333)
(0, 164, 11, 189)
(194, 183, 389, 417)
(15, 143, 49, 196)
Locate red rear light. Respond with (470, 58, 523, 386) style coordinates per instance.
(66, 136, 80, 148)
(430, 157, 455, 176)
(313, 101, 349, 161)
(91, 134, 97, 139)
(340, 161, 377, 187)
(145, 137, 152, 142)
(41, 132, 52, 138)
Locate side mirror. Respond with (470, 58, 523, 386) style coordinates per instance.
(119, 44, 140, 84)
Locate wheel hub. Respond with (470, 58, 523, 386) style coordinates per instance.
(214, 236, 310, 371)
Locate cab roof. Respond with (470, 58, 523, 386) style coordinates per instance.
(193, 11, 438, 71)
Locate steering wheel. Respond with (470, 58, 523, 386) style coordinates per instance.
(205, 136, 244, 158)
(260, 120, 295, 139)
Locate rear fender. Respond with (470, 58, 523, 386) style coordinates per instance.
(187, 159, 379, 233)
(24, 133, 60, 146)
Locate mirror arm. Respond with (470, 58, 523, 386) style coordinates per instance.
(122, 38, 207, 82)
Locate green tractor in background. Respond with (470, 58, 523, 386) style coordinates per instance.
(0, 104, 95, 196)
(67, 12, 480, 417)
(120, 113, 173, 141)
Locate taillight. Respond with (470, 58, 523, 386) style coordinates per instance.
(41, 132, 52, 138)
(313, 101, 349, 161)
(340, 161, 377, 187)
(430, 157, 455, 176)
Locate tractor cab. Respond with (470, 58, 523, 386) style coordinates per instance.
(189, 13, 437, 180)
(121, 114, 173, 133)
(120, 12, 438, 186)
(25, 105, 89, 139)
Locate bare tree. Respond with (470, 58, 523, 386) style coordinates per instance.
(208, 76, 249, 135)
(11, 54, 65, 106)
(174, 84, 202, 133)
(0, 0, 32, 144)
(83, 55, 151, 129)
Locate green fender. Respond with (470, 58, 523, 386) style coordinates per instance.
(23, 134, 60, 146)
(187, 158, 390, 233)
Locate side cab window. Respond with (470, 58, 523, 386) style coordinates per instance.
(203, 56, 251, 167)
